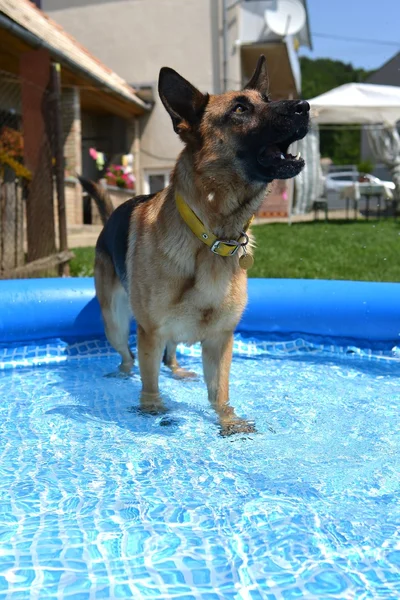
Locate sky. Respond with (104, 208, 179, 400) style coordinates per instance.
(299, 0, 400, 71)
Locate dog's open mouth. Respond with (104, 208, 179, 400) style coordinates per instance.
(256, 125, 308, 180)
(238, 118, 309, 183)
(257, 141, 305, 179)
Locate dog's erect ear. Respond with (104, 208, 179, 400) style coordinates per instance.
(158, 67, 209, 135)
(244, 55, 269, 95)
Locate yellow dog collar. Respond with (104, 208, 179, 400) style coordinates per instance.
(175, 193, 253, 258)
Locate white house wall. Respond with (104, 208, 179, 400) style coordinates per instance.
(42, 0, 223, 181)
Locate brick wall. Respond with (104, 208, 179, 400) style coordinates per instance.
(91, 186, 133, 225)
(62, 87, 82, 177)
(62, 87, 82, 225)
(54, 180, 82, 228)
(257, 180, 289, 218)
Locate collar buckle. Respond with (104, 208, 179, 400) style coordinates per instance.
(211, 239, 241, 256)
(210, 231, 249, 256)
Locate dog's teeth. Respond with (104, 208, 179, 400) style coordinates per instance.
(280, 153, 285, 160)
(295, 152, 301, 160)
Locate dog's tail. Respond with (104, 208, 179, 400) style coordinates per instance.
(78, 176, 114, 226)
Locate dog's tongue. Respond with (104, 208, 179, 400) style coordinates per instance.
(257, 145, 284, 166)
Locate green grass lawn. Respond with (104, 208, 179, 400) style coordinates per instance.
(70, 219, 400, 282)
(69, 246, 97, 277)
(250, 219, 400, 281)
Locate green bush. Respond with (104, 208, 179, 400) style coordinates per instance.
(69, 247, 95, 277)
(358, 160, 374, 174)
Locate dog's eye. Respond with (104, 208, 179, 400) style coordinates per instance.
(233, 104, 247, 114)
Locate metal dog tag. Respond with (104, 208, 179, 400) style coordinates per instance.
(239, 253, 254, 270)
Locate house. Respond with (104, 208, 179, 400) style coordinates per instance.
(0, 0, 150, 251)
(361, 51, 400, 181)
(41, 0, 312, 217)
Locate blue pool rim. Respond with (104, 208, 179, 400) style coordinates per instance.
(0, 278, 399, 348)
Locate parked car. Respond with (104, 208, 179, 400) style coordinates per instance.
(324, 171, 395, 196)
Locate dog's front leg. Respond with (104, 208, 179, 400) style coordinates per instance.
(202, 333, 256, 436)
(137, 325, 167, 414)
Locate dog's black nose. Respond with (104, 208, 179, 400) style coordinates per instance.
(293, 100, 310, 115)
(272, 99, 310, 117)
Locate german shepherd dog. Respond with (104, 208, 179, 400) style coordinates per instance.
(79, 56, 309, 436)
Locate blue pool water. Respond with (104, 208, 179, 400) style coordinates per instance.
(0, 335, 399, 599)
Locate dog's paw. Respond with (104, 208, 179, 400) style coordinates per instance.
(139, 392, 168, 416)
(119, 361, 134, 374)
(172, 367, 198, 380)
(219, 418, 257, 437)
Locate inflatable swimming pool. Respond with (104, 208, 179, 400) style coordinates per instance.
(0, 278, 399, 598)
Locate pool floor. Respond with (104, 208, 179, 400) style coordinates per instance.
(0, 337, 399, 599)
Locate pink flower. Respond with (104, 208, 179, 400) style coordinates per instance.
(89, 147, 98, 160)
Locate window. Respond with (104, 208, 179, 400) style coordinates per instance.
(331, 175, 355, 182)
(148, 174, 166, 194)
(144, 170, 170, 195)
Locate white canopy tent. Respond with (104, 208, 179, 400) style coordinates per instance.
(309, 82, 400, 126)
(292, 83, 400, 218)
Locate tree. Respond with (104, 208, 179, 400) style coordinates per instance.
(300, 57, 374, 165)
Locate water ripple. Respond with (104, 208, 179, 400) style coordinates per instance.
(0, 341, 399, 598)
